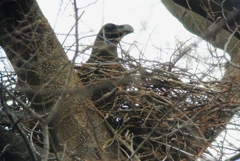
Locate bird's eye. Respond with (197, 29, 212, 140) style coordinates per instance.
(104, 24, 117, 32)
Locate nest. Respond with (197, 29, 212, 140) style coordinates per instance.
(76, 61, 234, 160)
(1, 60, 236, 160)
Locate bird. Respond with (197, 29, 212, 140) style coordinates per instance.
(76, 23, 134, 101)
(86, 23, 134, 63)
(76, 23, 134, 89)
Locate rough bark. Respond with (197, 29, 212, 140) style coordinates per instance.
(0, 126, 35, 161)
(0, 0, 122, 160)
(171, 0, 240, 39)
(162, 0, 240, 56)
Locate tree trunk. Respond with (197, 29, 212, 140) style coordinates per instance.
(0, 0, 122, 160)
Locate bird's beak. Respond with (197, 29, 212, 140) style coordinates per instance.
(114, 24, 134, 42)
(117, 24, 134, 35)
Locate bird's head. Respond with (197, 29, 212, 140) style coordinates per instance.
(87, 23, 134, 63)
(99, 23, 134, 44)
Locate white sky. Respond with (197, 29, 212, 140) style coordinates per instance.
(37, 0, 201, 64)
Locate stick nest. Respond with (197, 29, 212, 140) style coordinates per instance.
(1, 60, 236, 160)
(77, 60, 234, 160)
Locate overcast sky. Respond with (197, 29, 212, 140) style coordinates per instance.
(37, 0, 201, 64)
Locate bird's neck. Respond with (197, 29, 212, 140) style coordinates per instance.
(88, 40, 119, 63)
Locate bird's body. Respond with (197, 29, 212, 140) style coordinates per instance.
(86, 23, 134, 63)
